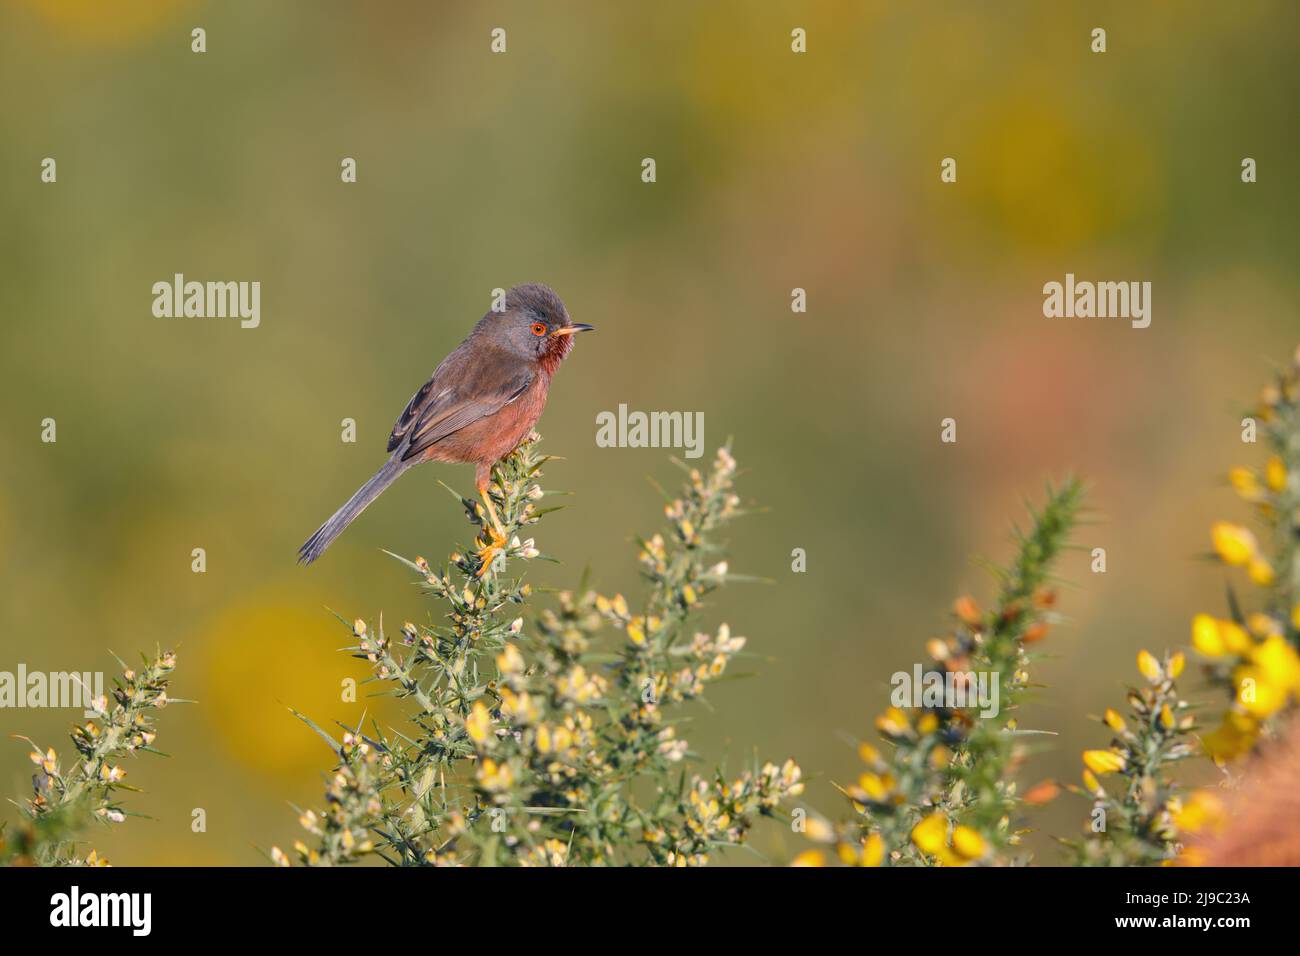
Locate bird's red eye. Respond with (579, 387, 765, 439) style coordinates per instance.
(530, 322, 547, 336)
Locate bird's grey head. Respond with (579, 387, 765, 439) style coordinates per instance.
(478, 283, 594, 363)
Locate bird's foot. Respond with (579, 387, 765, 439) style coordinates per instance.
(474, 525, 507, 578)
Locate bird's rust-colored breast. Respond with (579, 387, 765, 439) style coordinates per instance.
(418, 373, 552, 469)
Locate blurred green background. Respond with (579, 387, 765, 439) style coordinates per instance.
(2, 0, 1298, 865)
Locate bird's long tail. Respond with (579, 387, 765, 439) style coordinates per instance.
(298, 458, 407, 565)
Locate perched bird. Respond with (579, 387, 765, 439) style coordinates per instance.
(298, 283, 592, 568)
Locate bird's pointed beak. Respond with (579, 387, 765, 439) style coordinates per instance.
(552, 323, 595, 336)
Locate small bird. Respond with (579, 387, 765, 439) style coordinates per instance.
(298, 283, 592, 568)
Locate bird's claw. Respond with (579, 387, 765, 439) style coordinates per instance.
(474, 526, 507, 578)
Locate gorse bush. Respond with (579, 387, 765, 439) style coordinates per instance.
(7, 348, 1299, 867)
(274, 434, 804, 866)
(799, 344, 1300, 867)
(794, 480, 1086, 866)
(1074, 346, 1300, 866)
(1, 651, 179, 867)
(1066, 649, 1198, 866)
(1193, 349, 1300, 756)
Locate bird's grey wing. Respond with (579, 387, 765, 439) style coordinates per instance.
(388, 346, 534, 461)
(386, 340, 476, 452)
(387, 376, 439, 452)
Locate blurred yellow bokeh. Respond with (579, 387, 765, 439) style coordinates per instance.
(11, 0, 194, 46)
(196, 595, 387, 782)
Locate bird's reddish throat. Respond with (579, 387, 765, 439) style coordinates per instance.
(538, 333, 575, 376)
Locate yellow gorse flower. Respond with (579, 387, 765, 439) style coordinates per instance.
(854, 772, 894, 802)
(476, 758, 514, 792)
(1159, 704, 1175, 729)
(1201, 710, 1259, 762)
(1228, 467, 1261, 500)
(1247, 558, 1276, 586)
(862, 832, 885, 867)
(465, 701, 493, 746)
(625, 617, 646, 646)
(1251, 635, 1300, 689)
(1247, 612, 1281, 637)
(803, 817, 835, 844)
(496, 644, 525, 675)
(1264, 455, 1286, 492)
(1082, 749, 1126, 775)
(1172, 789, 1226, 835)
(909, 813, 986, 866)
(950, 826, 987, 861)
(1231, 635, 1300, 718)
(1168, 652, 1185, 678)
(790, 849, 825, 867)
(875, 707, 911, 738)
(834, 831, 887, 867)
(1191, 614, 1252, 657)
(1136, 650, 1162, 681)
(1210, 521, 1258, 566)
(910, 812, 948, 855)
